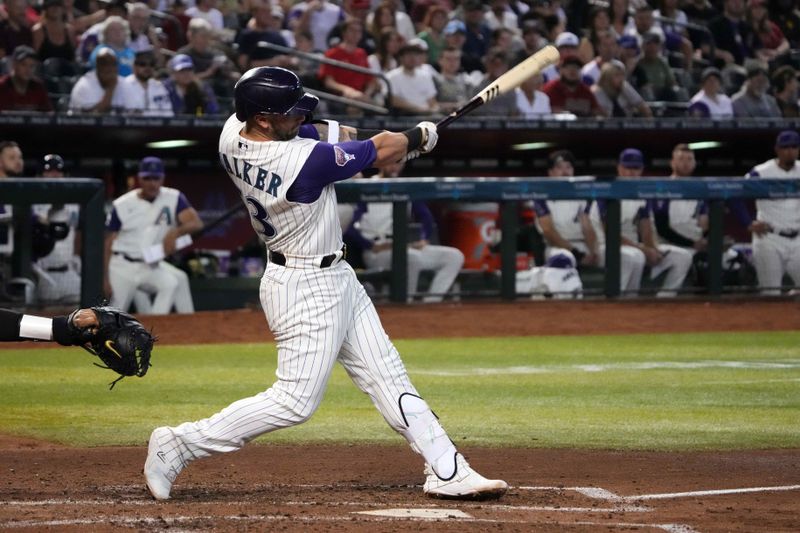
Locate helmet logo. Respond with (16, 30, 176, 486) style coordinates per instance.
(334, 146, 356, 167)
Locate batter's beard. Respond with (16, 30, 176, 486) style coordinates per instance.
(273, 125, 300, 141)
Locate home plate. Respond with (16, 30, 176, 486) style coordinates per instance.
(355, 508, 472, 519)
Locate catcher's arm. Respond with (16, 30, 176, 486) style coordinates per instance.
(0, 307, 98, 344)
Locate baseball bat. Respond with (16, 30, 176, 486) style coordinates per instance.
(436, 45, 560, 130)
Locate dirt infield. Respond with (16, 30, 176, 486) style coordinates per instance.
(2, 300, 799, 531)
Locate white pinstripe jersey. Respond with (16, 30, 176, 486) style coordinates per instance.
(218, 114, 372, 257)
(747, 158, 800, 230)
(107, 187, 184, 258)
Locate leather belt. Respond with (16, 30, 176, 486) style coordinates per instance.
(269, 245, 346, 269)
(45, 265, 69, 272)
(113, 251, 144, 262)
(777, 229, 799, 239)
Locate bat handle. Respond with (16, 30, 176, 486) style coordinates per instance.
(435, 97, 485, 130)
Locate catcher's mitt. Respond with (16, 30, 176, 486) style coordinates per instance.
(78, 306, 155, 389)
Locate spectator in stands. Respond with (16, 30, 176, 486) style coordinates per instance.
(387, 37, 438, 115)
(186, 0, 224, 31)
(0, 0, 33, 58)
(732, 61, 781, 117)
(543, 55, 605, 117)
(90, 16, 136, 76)
(367, 2, 398, 44)
(127, 2, 163, 56)
(434, 46, 474, 114)
(581, 30, 619, 86)
(629, 2, 693, 70)
(689, 67, 733, 118)
(0, 45, 53, 112)
(617, 34, 641, 73)
(593, 60, 652, 117)
(178, 17, 237, 97)
(287, 0, 344, 53)
(771, 65, 799, 118)
(63, 0, 105, 35)
(462, 0, 492, 73)
(513, 22, 548, 67)
(69, 47, 126, 113)
(541, 31, 581, 83)
(485, 0, 519, 37)
(515, 72, 551, 117)
(365, 0, 415, 43)
(163, 53, 219, 115)
(708, 0, 756, 66)
(769, 0, 800, 49)
(368, 27, 401, 74)
(609, 0, 632, 38)
(577, 7, 613, 66)
(613, 148, 693, 297)
(235, 2, 291, 71)
(490, 27, 521, 58)
(319, 18, 380, 114)
(443, 19, 478, 74)
(346, 160, 465, 303)
(746, 0, 790, 63)
(472, 46, 519, 117)
(654, 0, 689, 37)
(631, 31, 680, 101)
(416, 4, 449, 67)
(120, 49, 173, 116)
(165, 0, 192, 50)
(76, 0, 126, 65)
(328, 0, 375, 54)
(683, 0, 719, 27)
(31, 0, 75, 62)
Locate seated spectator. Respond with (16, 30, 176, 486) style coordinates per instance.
(386, 38, 438, 115)
(89, 16, 136, 76)
(485, 0, 519, 37)
(63, 0, 105, 35)
(707, 0, 756, 67)
(179, 17, 238, 98)
(435, 46, 475, 114)
(287, 0, 345, 53)
(235, 2, 292, 71)
(514, 22, 549, 67)
(120, 50, 173, 116)
(186, 0, 224, 32)
(318, 18, 380, 114)
(515, 73, 551, 118)
(0, 0, 33, 58)
(327, 0, 375, 55)
(0, 45, 53, 112)
(541, 31, 580, 83)
(581, 29, 620, 86)
(542, 55, 606, 117)
(472, 46, 519, 117)
(127, 2, 162, 55)
(346, 160, 465, 303)
(627, 2, 693, 70)
(367, 2, 399, 45)
(163, 53, 220, 115)
(462, 0, 493, 74)
(32, 0, 76, 62)
(746, 0, 790, 63)
(443, 19, 480, 74)
(609, 0, 632, 38)
(364, 0, 416, 43)
(631, 32, 681, 101)
(577, 6, 613, 65)
(417, 4, 449, 67)
(617, 34, 641, 74)
(731, 62, 781, 117)
(771, 65, 799, 118)
(654, 0, 689, 37)
(368, 27, 401, 74)
(770, 0, 800, 49)
(689, 67, 733, 118)
(592, 60, 652, 117)
(68, 47, 126, 113)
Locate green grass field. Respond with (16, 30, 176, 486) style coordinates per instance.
(1, 331, 799, 450)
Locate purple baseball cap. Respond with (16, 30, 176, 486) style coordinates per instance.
(618, 148, 644, 169)
(138, 156, 165, 178)
(547, 253, 576, 269)
(776, 130, 800, 148)
(169, 54, 194, 72)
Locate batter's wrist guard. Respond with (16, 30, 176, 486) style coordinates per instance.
(52, 312, 82, 346)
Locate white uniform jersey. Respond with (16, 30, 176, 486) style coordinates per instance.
(667, 200, 704, 241)
(108, 187, 185, 259)
(585, 200, 648, 244)
(32, 203, 80, 267)
(533, 200, 587, 243)
(356, 202, 393, 241)
(747, 158, 800, 231)
(217, 115, 375, 258)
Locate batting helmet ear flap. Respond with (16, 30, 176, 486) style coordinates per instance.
(234, 66, 319, 122)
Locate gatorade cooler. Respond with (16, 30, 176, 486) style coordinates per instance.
(445, 204, 502, 271)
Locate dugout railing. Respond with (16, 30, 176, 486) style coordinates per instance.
(335, 177, 800, 302)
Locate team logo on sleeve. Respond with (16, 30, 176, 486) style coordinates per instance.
(334, 145, 356, 167)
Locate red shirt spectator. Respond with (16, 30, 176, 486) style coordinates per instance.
(318, 19, 379, 102)
(0, 45, 52, 112)
(542, 56, 605, 117)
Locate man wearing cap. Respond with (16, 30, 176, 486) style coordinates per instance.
(540, 31, 580, 83)
(542, 55, 605, 117)
(435, 46, 475, 114)
(443, 19, 480, 74)
(179, 18, 239, 98)
(104, 156, 203, 314)
(0, 45, 52, 112)
(387, 38, 440, 115)
(731, 62, 781, 118)
(69, 47, 126, 113)
(0, 0, 33, 58)
(630, 31, 681, 102)
(461, 0, 492, 73)
(120, 50, 174, 116)
(236, 1, 293, 71)
(31, 155, 82, 304)
(163, 53, 220, 115)
(736, 130, 800, 295)
(688, 66, 732, 118)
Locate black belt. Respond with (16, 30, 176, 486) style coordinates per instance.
(45, 265, 69, 272)
(777, 230, 799, 239)
(113, 251, 144, 262)
(269, 245, 346, 268)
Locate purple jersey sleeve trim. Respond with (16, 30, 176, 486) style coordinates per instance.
(298, 124, 320, 140)
(533, 200, 550, 217)
(729, 199, 753, 227)
(106, 207, 122, 232)
(411, 202, 435, 240)
(286, 140, 378, 203)
(176, 192, 191, 215)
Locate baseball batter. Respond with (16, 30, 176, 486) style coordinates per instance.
(144, 67, 507, 501)
(104, 157, 203, 315)
(740, 130, 800, 295)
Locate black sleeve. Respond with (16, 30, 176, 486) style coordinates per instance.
(653, 210, 695, 248)
(0, 308, 23, 342)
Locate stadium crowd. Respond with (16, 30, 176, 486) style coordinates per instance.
(0, 0, 798, 118)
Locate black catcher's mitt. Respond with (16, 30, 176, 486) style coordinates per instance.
(79, 306, 155, 389)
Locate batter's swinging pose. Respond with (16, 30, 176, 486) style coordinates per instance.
(144, 67, 508, 500)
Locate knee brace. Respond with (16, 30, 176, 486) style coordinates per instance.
(398, 393, 457, 480)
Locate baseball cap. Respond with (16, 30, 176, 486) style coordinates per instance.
(271, 4, 284, 18)
(399, 38, 428, 55)
(617, 35, 639, 51)
(642, 31, 662, 45)
(169, 54, 194, 71)
(618, 148, 644, 169)
(548, 149, 575, 169)
(444, 19, 467, 36)
(547, 253, 577, 269)
(744, 60, 768, 79)
(138, 156, 165, 178)
(555, 31, 579, 48)
(701, 66, 722, 82)
(42, 154, 65, 172)
(775, 130, 800, 148)
(12, 45, 37, 62)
